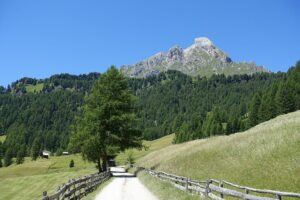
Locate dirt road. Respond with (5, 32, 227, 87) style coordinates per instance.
(94, 167, 159, 200)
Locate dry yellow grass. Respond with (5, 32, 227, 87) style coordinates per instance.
(137, 110, 300, 193)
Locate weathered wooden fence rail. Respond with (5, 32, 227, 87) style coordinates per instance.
(131, 165, 300, 200)
(42, 171, 111, 200)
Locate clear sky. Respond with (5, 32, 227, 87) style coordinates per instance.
(0, 0, 299, 86)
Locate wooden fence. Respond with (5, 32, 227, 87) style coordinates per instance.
(132, 165, 300, 200)
(42, 171, 111, 200)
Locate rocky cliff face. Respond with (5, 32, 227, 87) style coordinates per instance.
(120, 37, 268, 78)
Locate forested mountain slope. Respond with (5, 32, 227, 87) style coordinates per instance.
(0, 61, 299, 163)
(120, 37, 268, 78)
(132, 71, 283, 141)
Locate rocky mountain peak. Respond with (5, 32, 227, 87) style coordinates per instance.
(120, 37, 268, 78)
(167, 46, 184, 63)
(194, 37, 214, 47)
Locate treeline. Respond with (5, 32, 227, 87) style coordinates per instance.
(42, 73, 100, 92)
(8, 72, 100, 94)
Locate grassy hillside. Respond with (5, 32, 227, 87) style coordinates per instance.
(0, 155, 97, 200)
(115, 134, 174, 165)
(137, 111, 300, 193)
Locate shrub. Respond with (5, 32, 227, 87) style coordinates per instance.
(69, 159, 74, 168)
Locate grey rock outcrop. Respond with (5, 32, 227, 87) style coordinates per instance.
(120, 37, 267, 78)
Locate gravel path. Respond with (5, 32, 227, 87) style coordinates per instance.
(94, 167, 159, 200)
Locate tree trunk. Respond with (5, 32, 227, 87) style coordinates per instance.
(97, 158, 102, 173)
(102, 154, 108, 172)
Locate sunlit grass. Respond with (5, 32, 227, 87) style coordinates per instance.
(138, 171, 202, 200)
(0, 154, 97, 200)
(137, 111, 300, 193)
(115, 134, 174, 165)
(25, 83, 44, 93)
(0, 135, 6, 142)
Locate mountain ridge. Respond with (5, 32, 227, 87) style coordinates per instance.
(120, 37, 268, 78)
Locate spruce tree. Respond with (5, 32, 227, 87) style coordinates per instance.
(16, 150, 24, 165)
(275, 82, 295, 114)
(249, 94, 261, 126)
(4, 149, 13, 167)
(69, 159, 74, 168)
(31, 138, 40, 160)
(70, 66, 142, 172)
(226, 121, 232, 135)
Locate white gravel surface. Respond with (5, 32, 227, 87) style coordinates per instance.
(94, 167, 159, 200)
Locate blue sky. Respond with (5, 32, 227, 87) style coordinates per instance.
(0, 0, 299, 86)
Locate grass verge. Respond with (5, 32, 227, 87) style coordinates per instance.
(137, 171, 203, 200)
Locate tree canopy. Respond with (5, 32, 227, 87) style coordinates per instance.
(69, 66, 142, 172)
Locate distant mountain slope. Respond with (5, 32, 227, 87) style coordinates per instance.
(120, 37, 268, 78)
(137, 110, 300, 192)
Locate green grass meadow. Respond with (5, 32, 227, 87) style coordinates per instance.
(0, 134, 173, 200)
(0, 154, 97, 200)
(137, 111, 300, 193)
(115, 133, 174, 165)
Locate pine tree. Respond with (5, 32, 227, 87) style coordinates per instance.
(249, 94, 261, 126)
(232, 118, 240, 133)
(16, 150, 24, 165)
(70, 66, 142, 172)
(31, 138, 40, 161)
(4, 149, 13, 167)
(226, 121, 232, 135)
(258, 95, 269, 123)
(275, 82, 295, 114)
(69, 159, 74, 168)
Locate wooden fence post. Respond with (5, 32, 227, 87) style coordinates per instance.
(205, 180, 211, 197)
(68, 179, 71, 200)
(245, 188, 249, 200)
(84, 176, 87, 196)
(186, 178, 189, 191)
(277, 194, 282, 200)
(219, 182, 224, 198)
(42, 191, 48, 200)
(56, 186, 60, 200)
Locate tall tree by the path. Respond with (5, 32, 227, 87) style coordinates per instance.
(70, 66, 142, 172)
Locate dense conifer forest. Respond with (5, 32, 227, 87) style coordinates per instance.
(0, 61, 299, 166)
